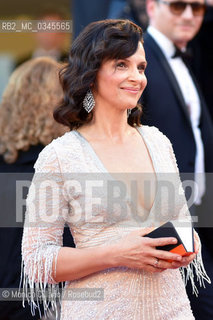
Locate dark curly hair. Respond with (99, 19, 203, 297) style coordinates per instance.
(54, 19, 144, 130)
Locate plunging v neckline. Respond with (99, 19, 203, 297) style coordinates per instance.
(72, 126, 159, 214)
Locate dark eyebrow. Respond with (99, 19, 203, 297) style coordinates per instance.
(118, 58, 147, 66)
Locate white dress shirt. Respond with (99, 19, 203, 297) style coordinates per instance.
(147, 26, 205, 205)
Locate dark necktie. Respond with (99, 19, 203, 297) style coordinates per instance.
(172, 47, 192, 66)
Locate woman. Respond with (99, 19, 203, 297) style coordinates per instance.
(0, 56, 66, 166)
(22, 20, 208, 319)
(0, 57, 68, 320)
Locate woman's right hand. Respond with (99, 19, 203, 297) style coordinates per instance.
(113, 228, 183, 273)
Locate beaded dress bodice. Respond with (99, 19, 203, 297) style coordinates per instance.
(22, 126, 205, 319)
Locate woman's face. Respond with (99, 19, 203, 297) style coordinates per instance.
(94, 42, 147, 111)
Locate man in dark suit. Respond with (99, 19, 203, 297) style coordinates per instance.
(141, 0, 213, 318)
(189, 2, 213, 121)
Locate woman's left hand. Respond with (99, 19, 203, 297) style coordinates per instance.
(171, 231, 199, 269)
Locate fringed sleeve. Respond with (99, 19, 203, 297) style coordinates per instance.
(167, 138, 211, 295)
(21, 143, 69, 318)
(179, 230, 211, 296)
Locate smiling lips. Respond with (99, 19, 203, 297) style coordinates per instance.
(121, 87, 141, 94)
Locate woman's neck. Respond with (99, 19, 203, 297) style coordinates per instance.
(79, 108, 134, 143)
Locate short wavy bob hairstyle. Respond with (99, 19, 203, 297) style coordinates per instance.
(54, 19, 143, 130)
(0, 57, 67, 163)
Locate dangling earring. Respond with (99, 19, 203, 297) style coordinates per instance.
(127, 109, 131, 117)
(83, 89, 95, 113)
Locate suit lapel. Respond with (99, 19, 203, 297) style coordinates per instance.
(144, 33, 192, 126)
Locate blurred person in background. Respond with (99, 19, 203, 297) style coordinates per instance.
(111, 0, 149, 30)
(72, 0, 110, 38)
(16, 10, 69, 67)
(142, 0, 213, 318)
(0, 57, 71, 320)
(189, 0, 213, 121)
(107, 0, 127, 18)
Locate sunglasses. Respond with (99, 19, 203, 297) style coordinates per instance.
(158, 0, 206, 16)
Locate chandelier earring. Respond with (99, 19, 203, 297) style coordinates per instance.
(83, 89, 95, 113)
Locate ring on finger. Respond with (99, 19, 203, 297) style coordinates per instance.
(154, 258, 159, 268)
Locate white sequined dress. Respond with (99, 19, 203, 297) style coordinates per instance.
(22, 126, 208, 319)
